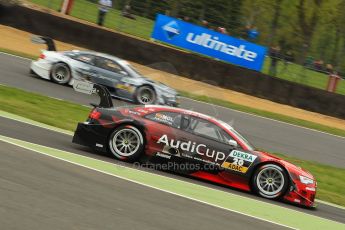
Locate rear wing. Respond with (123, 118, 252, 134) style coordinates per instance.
(31, 35, 57, 51)
(73, 79, 113, 108)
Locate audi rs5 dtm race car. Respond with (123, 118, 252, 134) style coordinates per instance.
(72, 80, 317, 208)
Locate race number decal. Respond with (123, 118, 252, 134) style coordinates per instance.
(73, 80, 96, 95)
(221, 150, 257, 173)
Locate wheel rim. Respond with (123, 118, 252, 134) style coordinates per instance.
(53, 65, 69, 83)
(138, 88, 155, 104)
(111, 129, 140, 157)
(256, 166, 284, 197)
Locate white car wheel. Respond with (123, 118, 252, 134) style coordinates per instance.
(253, 164, 288, 199)
(51, 63, 71, 84)
(136, 86, 156, 105)
(109, 125, 144, 162)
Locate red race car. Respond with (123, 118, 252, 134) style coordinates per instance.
(72, 80, 317, 208)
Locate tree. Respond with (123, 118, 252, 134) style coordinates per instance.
(296, 0, 323, 62)
(267, 0, 284, 46)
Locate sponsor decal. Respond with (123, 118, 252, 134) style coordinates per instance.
(155, 152, 172, 159)
(157, 134, 226, 163)
(115, 83, 135, 92)
(221, 150, 257, 173)
(128, 110, 141, 116)
(154, 113, 174, 125)
(95, 143, 103, 148)
(163, 20, 180, 39)
(186, 33, 257, 61)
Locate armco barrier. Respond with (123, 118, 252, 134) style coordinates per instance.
(1, 5, 345, 119)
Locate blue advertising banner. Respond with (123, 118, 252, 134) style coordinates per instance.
(151, 14, 267, 71)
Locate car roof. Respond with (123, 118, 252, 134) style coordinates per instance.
(143, 105, 227, 126)
(69, 50, 123, 62)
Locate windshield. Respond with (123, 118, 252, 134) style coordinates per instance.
(118, 60, 142, 78)
(229, 127, 255, 151)
(219, 120, 255, 151)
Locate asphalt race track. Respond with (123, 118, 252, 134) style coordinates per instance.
(0, 53, 345, 168)
(0, 140, 288, 230)
(1, 116, 345, 225)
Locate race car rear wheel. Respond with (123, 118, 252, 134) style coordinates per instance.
(135, 86, 156, 105)
(252, 164, 288, 199)
(51, 63, 71, 85)
(108, 125, 144, 162)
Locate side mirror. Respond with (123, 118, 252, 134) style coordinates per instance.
(228, 140, 238, 148)
(119, 70, 128, 76)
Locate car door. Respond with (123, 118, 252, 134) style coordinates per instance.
(176, 115, 236, 168)
(92, 57, 132, 97)
(65, 52, 97, 76)
(143, 111, 186, 159)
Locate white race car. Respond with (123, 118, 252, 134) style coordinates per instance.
(30, 36, 179, 106)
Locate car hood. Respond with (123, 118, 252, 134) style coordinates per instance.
(255, 151, 315, 180)
(141, 77, 177, 95)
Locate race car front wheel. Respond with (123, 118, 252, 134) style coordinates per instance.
(108, 125, 144, 162)
(51, 63, 71, 85)
(252, 164, 288, 199)
(135, 86, 157, 105)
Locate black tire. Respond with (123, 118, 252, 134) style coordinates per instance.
(252, 164, 288, 199)
(135, 85, 157, 105)
(50, 63, 71, 85)
(108, 125, 144, 162)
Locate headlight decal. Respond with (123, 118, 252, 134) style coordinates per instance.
(299, 175, 314, 185)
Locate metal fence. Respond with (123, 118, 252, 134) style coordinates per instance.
(27, 0, 243, 39)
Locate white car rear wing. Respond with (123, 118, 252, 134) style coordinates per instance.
(31, 35, 57, 51)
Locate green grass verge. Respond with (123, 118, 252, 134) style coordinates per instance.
(0, 85, 90, 131)
(180, 91, 345, 137)
(1, 84, 345, 207)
